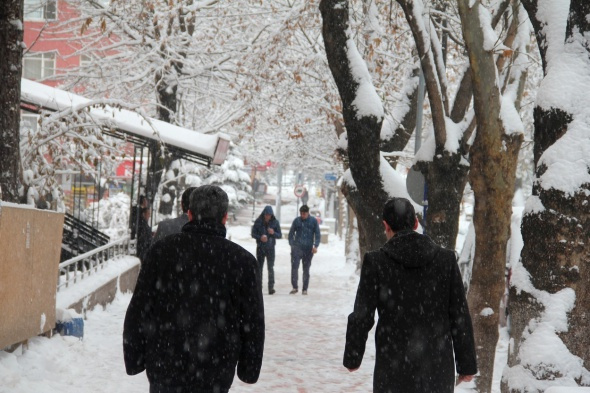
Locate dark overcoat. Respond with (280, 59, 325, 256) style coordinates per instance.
(123, 220, 265, 393)
(343, 230, 477, 393)
(135, 217, 152, 263)
(153, 213, 189, 242)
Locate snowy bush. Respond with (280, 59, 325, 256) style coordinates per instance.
(81, 192, 131, 240)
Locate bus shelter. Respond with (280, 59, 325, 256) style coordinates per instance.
(20, 78, 230, 258)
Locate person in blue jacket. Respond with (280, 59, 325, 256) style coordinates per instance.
(251, 205, 282, 295)
(288, 205, 321, 295)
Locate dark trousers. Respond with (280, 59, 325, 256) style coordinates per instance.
(291, 246, 313, 291)
(150, 383, 228, 393)
(256, 246, 275, 290)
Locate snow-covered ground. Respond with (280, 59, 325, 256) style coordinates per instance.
(1, 210, 587, 393)
(0, 223, 374, 393)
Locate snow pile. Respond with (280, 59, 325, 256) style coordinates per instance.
(533, 1, 590, 195)
(344, 26, 384, 120)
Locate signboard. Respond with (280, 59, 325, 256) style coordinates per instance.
(324, 173, 337, 181)
(406, 168, 427, 206)
(294, 184, 305, 197)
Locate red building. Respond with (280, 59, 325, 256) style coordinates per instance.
(23, 0, 86, 86)
(22, 0, 132, 210)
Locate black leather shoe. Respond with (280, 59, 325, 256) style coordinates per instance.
(289, 288, 298, 294)
(269, 289, 276, 295)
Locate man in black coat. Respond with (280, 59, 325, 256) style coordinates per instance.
(251, 205, 282, 295)
(135, 206, 152, 264)
(153, 187, 196, 242)
(344, 197, 477, 393)
(123, 185, 265, 393)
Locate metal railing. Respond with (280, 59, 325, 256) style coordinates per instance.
(57, 236, 131, 292)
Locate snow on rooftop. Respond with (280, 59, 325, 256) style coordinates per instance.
(20, 79, 230, 164)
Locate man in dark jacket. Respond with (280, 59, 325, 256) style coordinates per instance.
(288, 204, 321, 295)
(153, 187, 196, 242)
(123, 185, 265, 393)
(130, 194, 149, 239)
(135, 206, 152, 264)
(343, 197, 477, 393)
(251, 205, 282, 295)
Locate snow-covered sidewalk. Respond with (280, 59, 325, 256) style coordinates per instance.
(1, 223, 482, 393)
(0, 225, 369, 393)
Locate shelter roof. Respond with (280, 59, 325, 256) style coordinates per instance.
(20, 79, 230, 166)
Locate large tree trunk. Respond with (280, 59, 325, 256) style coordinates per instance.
(153, 6, 194, 216)
(504, 3, 590, 389)
(416, 154, 470, 248)
(153, 69, 178, 215)
(458, 1, 524, 391)
(523, 109, 590, 365)
(320, 0, 388, 255)
(396, 0, 474, 249)
(0, 0, 24, 202)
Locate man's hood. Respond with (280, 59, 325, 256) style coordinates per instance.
(381, 230, 440, 268)
(262, 205, 274, 216)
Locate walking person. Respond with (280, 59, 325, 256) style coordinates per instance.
(153, 187, 196, 242)
(123, 185, 265, 393)
(288, 204, 321, 295)
(135, 206, 152, 264)
(343, 197, 477, 393)
(300, 186, 309, 206)
(251, 205, 282, 295)
(130, 194, 149, 239)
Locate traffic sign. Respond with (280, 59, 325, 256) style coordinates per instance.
(406, 168, 426, 206)
(324, 173, 337, 181)
(294, 184, 305, 197)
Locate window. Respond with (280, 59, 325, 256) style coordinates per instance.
(20, 114, 40, 135)
(24, 0, 57, 21)
(80, 54, 92, 68)
(23, 52, 56, 80)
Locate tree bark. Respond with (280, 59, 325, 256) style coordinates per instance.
(520, 0, 548, 73)
(458, 1, 523, 392)
(320, 0, 388, 255)
(415, 154, 469, 248)
(505, 3, 590, 390)
(0, 0, 24, 202)
(379, 65, 420, 157)
(153, 4, 194, 216)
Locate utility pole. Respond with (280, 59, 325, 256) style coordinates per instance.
(276, 165, 282, 222)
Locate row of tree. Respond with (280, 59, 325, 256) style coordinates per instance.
(320, 1, 589, 392)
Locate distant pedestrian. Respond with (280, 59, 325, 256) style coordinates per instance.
(300, 186, 309, 206)
(153, 187, 196, 242)
(251, 205, 282, 295)
(123, 185, 265, 393)
(343, 197, 477, 393)
(130, 194, 149, 239)
(288, 205, 321, 295)
(135, 206, 152, 263)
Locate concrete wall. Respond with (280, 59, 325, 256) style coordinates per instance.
(64, 263, 140, 314)
(0, 203, 64, 349)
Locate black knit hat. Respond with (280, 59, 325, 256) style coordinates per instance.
(189, 185, 229, 223)
(383, 197, 416, 231)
